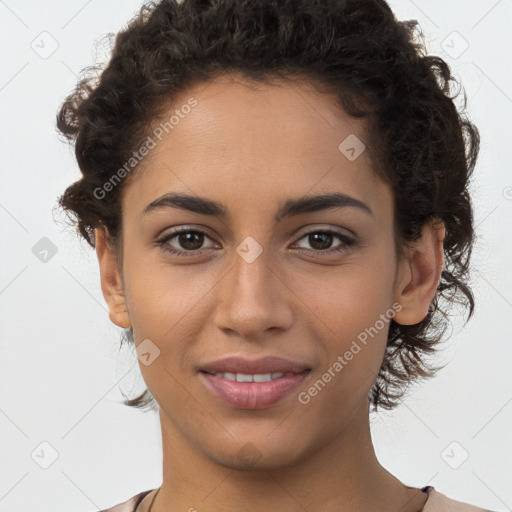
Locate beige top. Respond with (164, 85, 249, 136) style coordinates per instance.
(98, 485, 496, 512)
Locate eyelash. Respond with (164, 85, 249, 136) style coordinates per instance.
(155, 226, 356, 257)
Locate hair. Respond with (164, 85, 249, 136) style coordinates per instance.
(55, 0, 479, 412)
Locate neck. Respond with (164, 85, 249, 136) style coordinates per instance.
(152, 400, 427, 512)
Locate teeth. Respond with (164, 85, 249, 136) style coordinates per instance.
(212, 372, 286, 382)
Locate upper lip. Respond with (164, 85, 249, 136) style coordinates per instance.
(199, 356, 311, 375)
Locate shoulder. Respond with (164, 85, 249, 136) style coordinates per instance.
(96, 489, 155, 512)
(423, 486, 497, 512)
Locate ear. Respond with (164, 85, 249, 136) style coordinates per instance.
(95, 227, 132, 329)
(392, 218, 445, 326)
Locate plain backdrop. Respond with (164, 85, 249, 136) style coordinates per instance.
(1, 0, 511, 511)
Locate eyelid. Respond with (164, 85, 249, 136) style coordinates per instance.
(294, 224, 356, 239)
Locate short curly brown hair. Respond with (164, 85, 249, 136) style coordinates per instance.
(55, 0, 480, 412)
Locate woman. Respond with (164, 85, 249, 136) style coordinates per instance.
(56, 0, 494, 511)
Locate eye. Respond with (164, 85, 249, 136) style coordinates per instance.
(293, 229, 356, 255)
(156, 227, 217, 256)
(155, 227, 357, 257)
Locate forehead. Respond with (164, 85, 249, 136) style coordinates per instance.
(122, 73, 391, 222)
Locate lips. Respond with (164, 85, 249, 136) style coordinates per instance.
(198, 356, 312, 408)
(199, 356, 311, 375)
(199, 371, 310, 409)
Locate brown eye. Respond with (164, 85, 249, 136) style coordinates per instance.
(294, 229, 356, 255)
(176, 232, 205, 250)
(307, 232, 334, 250)
(156, 228, 217, 256)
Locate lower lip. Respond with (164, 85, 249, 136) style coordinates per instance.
(199, 371, 310, 409)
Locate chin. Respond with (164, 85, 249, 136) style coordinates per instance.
(201, 433, 314, 472)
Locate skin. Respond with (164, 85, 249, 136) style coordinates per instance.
(95, 73, 445, 512)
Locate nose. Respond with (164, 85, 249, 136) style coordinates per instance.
(213, 244, 294, 341)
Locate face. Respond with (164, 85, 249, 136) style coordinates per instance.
(97, 73, 440, 471)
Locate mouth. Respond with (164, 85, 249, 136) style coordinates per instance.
(200, 370, 302, 382)
(197, 356, 312, 409)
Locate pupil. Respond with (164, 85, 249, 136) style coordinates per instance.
(310, 233, 332, 250)
(179, 232, 203, 250)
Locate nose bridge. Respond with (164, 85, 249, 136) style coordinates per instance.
(229, 214, 273, 284)
(230, 235, 275, 305)
(214, 234, 293, 337)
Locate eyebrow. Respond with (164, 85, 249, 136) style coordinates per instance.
(143, 191, 374, 221)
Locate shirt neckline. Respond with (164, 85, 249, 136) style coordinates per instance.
(135, 485, 435, 512)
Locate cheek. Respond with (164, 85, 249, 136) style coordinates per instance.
(124, 253, 218, 336)
(294, 258, 393, 339)
(301, 310, 390, 424)
(122, 256, 223, 390)
(294, 260, 394, 395)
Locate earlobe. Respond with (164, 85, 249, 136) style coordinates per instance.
(393, 218, 445, 326)
(95, 227, 132, 329)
